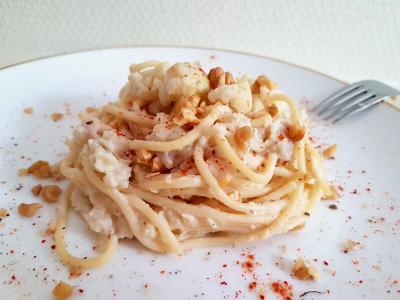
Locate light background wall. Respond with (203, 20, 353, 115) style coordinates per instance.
(1, 0, 399, 87)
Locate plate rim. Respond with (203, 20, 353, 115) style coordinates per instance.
(0, 45, 346, 84)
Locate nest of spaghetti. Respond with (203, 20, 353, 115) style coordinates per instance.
(56, 61, 332, 267)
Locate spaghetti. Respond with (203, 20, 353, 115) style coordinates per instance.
(55, 61, 332, 267)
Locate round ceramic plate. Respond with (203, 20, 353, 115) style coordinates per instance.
(0, 47, 399, 300)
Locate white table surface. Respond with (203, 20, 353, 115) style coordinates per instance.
(1, 0, 399, 88)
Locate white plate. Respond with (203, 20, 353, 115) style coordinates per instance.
(0, 47, 399, 300)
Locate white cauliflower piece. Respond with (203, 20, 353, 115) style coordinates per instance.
(88, 140, 131, 189)
(208, 78, 252, 113)
(159, 62, 210, 106)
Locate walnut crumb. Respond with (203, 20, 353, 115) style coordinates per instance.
(51, 113, 64, 121)
(323, 144, 337, 158)
(292, 256, 319, 281)
(285, 124, 305, 142)
(18, 203, 43, 217)
(23, 107, 33, 114)
(52, 281, 73, 300)
(27, 160, 51, 179)
(0, 208, 9, 217)
(234, 126, 254, 152)
(208, 67, 236, 89)
(31, 184, 43, 196)
(41, 185, 62, 203)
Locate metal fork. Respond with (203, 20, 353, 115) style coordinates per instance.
(314, 80, 399, 123)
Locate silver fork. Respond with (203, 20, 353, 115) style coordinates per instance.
(314, 80, 399, 123)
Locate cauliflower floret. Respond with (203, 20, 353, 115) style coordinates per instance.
(159, 62, 210, 106)
(208, 78, 252, 113)
(88, 140, 131, 189)
(119, 62, 171, 105)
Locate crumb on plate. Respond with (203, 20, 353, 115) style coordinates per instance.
(18, 203, 43, 217)
(23, 107, 33, 114)
(26, 160, 52, 179)
(323, 144, 337, 158)
(52, 281, 73, 300)
(41, 185, 62, 203)
(0, 208, 9, 217)
(292, 256, 319, 281)
(51, 113, 64, 121)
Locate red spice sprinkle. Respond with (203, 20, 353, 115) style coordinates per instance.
(144, 283, 149, 288)
(277, 134, 285, 141)
(338, 186, 344, 192)
(259, 295, 265, 300)
(79, 289, 84, 293)
(351, 189, 358, 194)
(271, 281, 293, 300)
(248, 281, 257, 290)
(10, 249, 14, 254)
(160, 270, 165, 274)
(248, 255, 255, 260)
(43, 267, 48, 271)
(51, 245, 56, 250)
(115, 129, 125, 137)
(223, 264, 228, 268)
(323, 261, 329, 266)
(11, 275, 16, 281)
(359, 280, 363, 284)
(220, 281, 228, 285)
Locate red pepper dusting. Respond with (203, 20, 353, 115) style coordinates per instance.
(10, 249, 14, 254)
(144, 283, 149, 288)
(78, 289, 84, 293)
(359, 280, 363, 284)
(248, 281, 257, 290)
(222, 264, 228, 268)
(43, 267, 48, 271)
(220, 281, 228, 285)
(271, 280, 293, 300)
(323, 261, 329, 266)
(259, 295, 265, 300)
(115, 129, 125, 137)
(41, 239, 46, 243)
(277, 134, 285, 141)
(51, 245, 56, 250)
(11, 275, 16, 281)
(160, 270, 165, 274)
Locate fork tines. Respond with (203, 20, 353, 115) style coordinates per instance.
(314, 81, 383, 123)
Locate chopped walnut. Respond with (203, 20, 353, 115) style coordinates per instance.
(18, 203, 43, 217)
(23, 107, 33, 114)
(208, 67, 236, 89)
(151, 157, 164, 172)
(0, 208, 8, 217)
(136, 148, 153, 164)
(323, 185, 338, 200)
(267, 104, 279, 117)
(31, 184, 43, 196)
(52, 281, 73, 300)
(234, 126, 254, 152)
(292, 256, 319, 281)
(323, 144, 337, 158)
(251, 75, 277, 94)
(196, 107, 205, 118)
(51, 113, 64, 121)
(342, 239, 361, 253)
(171, 96, 199, 126)
(285, 124, 305, 142)
(27, 160, 51, 179)
(41, 185, 62, 203)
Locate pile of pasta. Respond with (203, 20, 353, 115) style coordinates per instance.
(55, 61, 332, 268)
